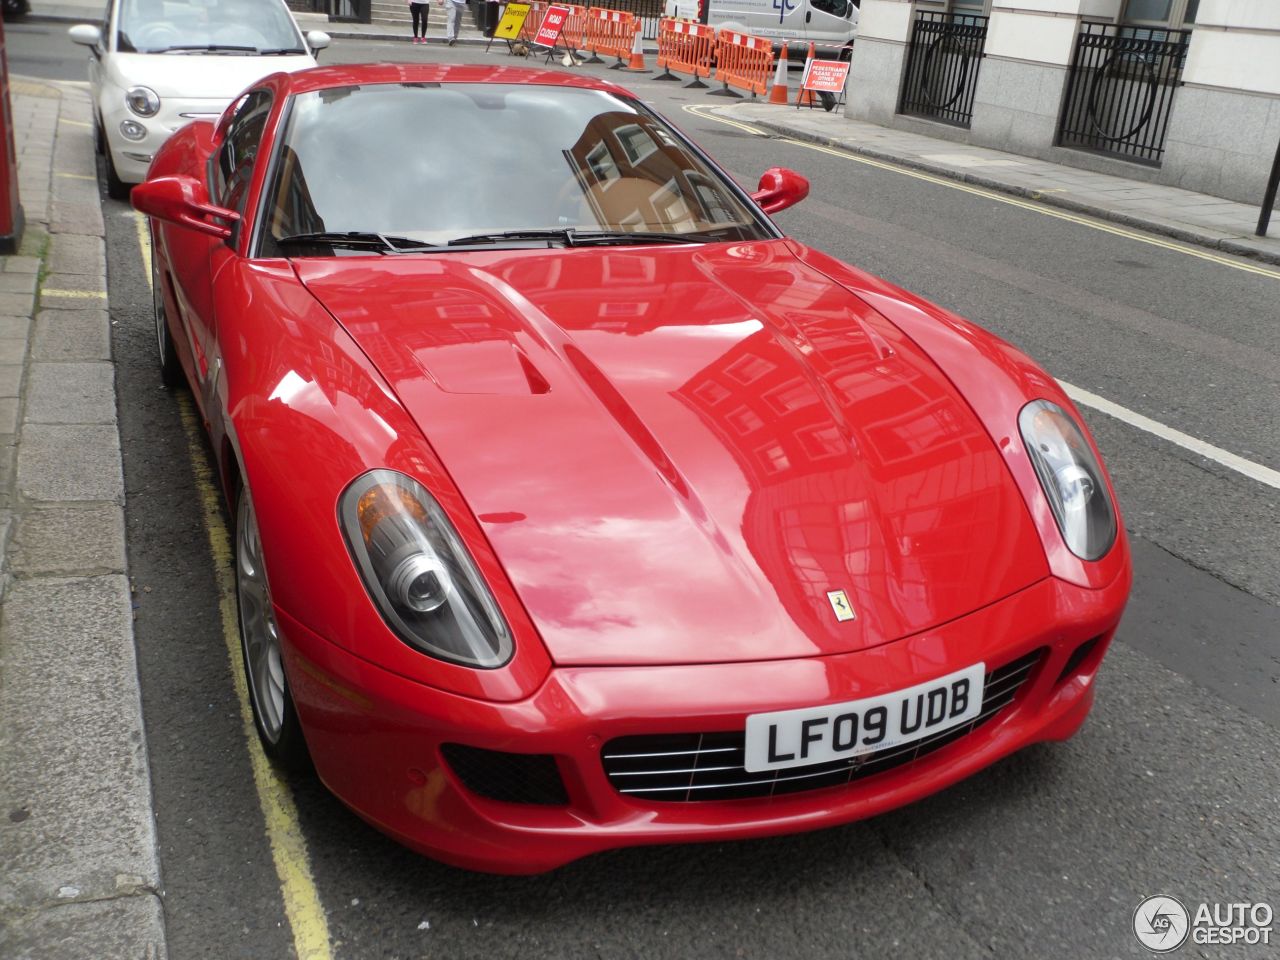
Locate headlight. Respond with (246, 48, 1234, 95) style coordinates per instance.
(340, 470, 513, 668)
(125, 86, 160, 117)
(119, 119, 147, 141)
(1018, 400, 1117, 561)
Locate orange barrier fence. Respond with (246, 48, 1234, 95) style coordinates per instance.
(583, 7, 637, 62)
(518, 1, 546, 44)
(655, 18, 716, 84)
(560, 4, 589, 53)
(713, 29, 774, 97)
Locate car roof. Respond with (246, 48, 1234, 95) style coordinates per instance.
(274, 62, 638, 98)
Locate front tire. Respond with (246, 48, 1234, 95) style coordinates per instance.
(150, 233, 183, 388)
(101, 130, 131, 200)
(235, 484, 310, 771)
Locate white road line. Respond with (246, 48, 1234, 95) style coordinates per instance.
(1062, 382, 1280, 491)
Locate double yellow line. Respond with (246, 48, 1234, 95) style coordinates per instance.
(135, 213, 333, 960)
(682, 104, 1280, 281)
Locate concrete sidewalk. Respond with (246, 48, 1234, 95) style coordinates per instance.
(720, 102, 1280, 266)
(0, 79, 167, 959)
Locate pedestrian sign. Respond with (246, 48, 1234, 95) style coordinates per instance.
(801, 58, 850, 94)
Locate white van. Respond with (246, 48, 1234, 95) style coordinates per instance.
(664, 0, 858, 48)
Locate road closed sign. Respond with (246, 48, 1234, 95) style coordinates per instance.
(535, 4, 571, 46)
(801, 59, 851, 93)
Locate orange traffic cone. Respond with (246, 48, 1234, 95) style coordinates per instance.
(796, 42, 817, 107)
(627, 24, 650, 71)
(768, 43, 790, 104)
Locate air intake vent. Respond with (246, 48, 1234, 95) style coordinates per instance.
(441, 744, 569, 805)
(601, 650, 1045, 803)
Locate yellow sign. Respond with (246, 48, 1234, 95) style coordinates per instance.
(495, 2, 531, 40)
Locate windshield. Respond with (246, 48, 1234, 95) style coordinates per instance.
(116, 0, 304, 54)
(261, 83, 774, 254)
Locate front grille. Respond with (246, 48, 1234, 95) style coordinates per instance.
(602, 650, 1045, 802)
(441, 744, 569, 805)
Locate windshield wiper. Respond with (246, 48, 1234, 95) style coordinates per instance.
(278, 228, 727, 254)
(275, 231, 438, 253)
(571, 229, 727, 246)
(445, 228, 719, 248)
(157, 43, 258, 54)
(257, 47, 307, 55)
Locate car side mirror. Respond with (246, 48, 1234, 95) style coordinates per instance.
(751, 167, 809, 215)
(68, 24, 103, 48)
(306, 30, 331, 55)
(132, 175, 240, 241)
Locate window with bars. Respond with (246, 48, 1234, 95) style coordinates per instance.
(1122, 0, 1199, 27)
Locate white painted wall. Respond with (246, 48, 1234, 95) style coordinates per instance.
(855, 0, 915, 43)
(981, 1, 1121, 65)
(990, 0, 1117, 16)
(984, 9, 1085, 63)
(1193, 0, 1280, 32)
(1182, 0, 1280, 97)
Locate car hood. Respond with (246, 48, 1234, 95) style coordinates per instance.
(293, 240, 1049, 666)
(107, 51, 314, 98)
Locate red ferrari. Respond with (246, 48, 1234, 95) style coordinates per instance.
(134, 63, 1130, 874)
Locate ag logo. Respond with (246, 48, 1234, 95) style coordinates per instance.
(1133, 895, 1190, 953)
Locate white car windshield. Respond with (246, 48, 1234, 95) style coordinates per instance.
(116, 0, 304, 54)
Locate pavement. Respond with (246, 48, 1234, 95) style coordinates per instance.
(719, 101, 1280, 266)
(0, 79, 166, 959)
(0, 12, 1276, 960)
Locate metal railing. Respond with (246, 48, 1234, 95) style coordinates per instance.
(1057, 21, 1191, 167)
(897, 11, 988, 129)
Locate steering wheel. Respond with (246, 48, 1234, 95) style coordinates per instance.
(133, 22, 182, 48)
(211, 24, 271, 47)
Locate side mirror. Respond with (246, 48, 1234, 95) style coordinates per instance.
(132, 175, 240, 241)
(306, 30, 331, 54)
(751, 167, 809, 215)
(68, 24, 103, 47)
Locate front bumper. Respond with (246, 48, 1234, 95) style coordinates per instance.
(280, 570, 1128, 874)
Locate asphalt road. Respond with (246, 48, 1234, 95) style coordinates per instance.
(24, 27, 1280, 960)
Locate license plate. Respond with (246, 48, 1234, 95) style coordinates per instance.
(743, 662, 986, 773)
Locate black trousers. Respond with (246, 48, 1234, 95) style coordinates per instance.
(410, 2, 430, 36)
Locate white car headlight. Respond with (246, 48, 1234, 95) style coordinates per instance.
(126, 86, 161, 117)
(340, 470, 513, 668)
(1018, 400, 1117, 561)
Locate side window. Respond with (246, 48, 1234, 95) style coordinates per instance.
(212, 90, 273, 214)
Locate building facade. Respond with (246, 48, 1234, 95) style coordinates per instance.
(847, 0, 1280, 205)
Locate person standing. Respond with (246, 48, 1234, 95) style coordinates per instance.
(439, 0, 467, 45)
(409, 0, 430, 42)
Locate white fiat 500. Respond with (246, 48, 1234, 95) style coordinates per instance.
(70, 0, 329, 197)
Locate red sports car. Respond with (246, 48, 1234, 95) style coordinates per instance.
(134, 63, 1130, 874)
